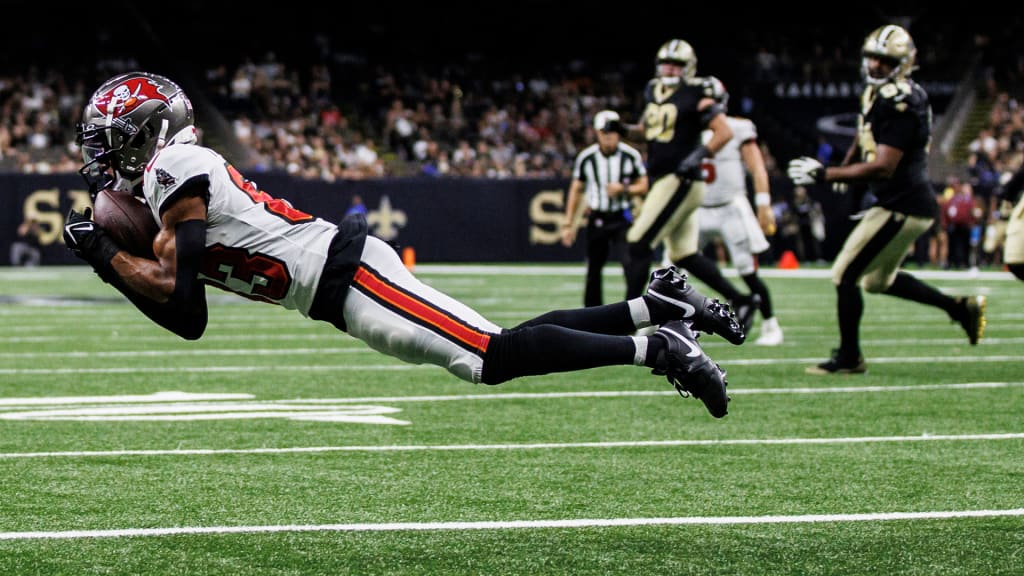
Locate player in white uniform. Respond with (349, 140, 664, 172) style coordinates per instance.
(62, 72, 744, 418)
(698, 111, 784, 345)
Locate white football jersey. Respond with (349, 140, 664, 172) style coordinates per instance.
(701, 116, 757, 207)
(142, 144, 338, 315)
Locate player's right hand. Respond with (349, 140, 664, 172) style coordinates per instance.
(756, 205, 776, 235)
(63, 208, 102, 257)
(63, 208, 120, 273)
(560, 226, 577, 247)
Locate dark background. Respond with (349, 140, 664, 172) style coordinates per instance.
(6, 2, 1020, 89)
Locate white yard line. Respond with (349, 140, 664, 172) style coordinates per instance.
(2, 354, 1022, 374)
(2, 431, 1023, 460)
(1, 508, 1022, 540)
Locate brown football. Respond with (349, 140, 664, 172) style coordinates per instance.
(92, 189, 160, 259)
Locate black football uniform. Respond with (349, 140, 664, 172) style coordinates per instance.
(624, 76, 725, 297)
(642, 76, 719, 181)
(832, 78, 939, 290)
(858, 79, 937, 218)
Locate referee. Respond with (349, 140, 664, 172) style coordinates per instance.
(561, 110, 649, 306)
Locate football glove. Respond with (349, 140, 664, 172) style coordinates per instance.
(676, 145, 709, 181)
(787, 156, 825, 186)
(63, 208, 121, 275)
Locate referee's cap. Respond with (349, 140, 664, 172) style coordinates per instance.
(593, 110, 620, 132)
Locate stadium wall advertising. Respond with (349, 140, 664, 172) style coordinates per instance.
(1, 173, 586, 265)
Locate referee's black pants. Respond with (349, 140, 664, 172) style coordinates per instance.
(584, 211, 632, 307)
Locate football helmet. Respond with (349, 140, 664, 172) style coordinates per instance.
(861, 24, 917, 85)
(77, 72, 196, 193)
(655, 39, 697, 85)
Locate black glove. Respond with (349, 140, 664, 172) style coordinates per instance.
(63, 208, 121, 278)
(675, 145, 709, 181)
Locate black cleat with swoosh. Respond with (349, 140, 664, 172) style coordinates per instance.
(646, 266, 746, 345)
(650, 320, 729, 418)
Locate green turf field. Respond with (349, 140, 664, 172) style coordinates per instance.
(1, 264, 1021, 575)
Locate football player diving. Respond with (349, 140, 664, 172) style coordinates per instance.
(787, 24, 987, 374)
(61, 71, 748, 418)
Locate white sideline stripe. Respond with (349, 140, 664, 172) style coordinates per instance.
(2, 508, 1023, 540)
(3, 355, 1023, 374)
(3, 432, 1023, 459)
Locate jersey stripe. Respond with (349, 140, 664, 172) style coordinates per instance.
(353, 265, 491, 354)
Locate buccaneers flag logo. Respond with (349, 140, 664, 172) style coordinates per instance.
(93, 77, 170, 118)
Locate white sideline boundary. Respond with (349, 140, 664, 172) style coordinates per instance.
(2, 508, 1022, 540)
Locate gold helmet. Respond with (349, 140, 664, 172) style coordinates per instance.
(656, 39, 697, 85)
(861, 24, 916, 85)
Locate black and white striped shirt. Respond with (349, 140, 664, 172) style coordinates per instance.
(571, 142, 647, 213)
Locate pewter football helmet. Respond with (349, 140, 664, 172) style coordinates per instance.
(77, 72, 196, 192)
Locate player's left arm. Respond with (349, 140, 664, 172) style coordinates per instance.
(677, 99, 732, 179)
(824, 143, 903, 182)
(89, 182, 209, 340)
(700, 99, 733, 156)
(740, 139, 775, 234)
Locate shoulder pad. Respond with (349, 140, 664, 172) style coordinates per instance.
(878, 80, 912, 101)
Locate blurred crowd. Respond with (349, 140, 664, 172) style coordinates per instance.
(2, 19, 1022, 270)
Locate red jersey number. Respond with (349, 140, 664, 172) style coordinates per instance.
(227, 164, 314, 223)
(201, 244, 292, 303)
(701, 161, 716, 184)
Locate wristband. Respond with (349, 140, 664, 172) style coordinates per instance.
(755, 193, 771, 207)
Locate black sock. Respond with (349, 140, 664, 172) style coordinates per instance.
(626, 243, 654, 299)
(675, 253, 743, 301)
(481, 325, 639, 384)
(836, 283, 863, 359)
(741, 273, 773, 318)
(514, 302, 636, 334)
(883, 271, 958, 318)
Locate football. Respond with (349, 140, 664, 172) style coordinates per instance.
(92, 189, 160, 259)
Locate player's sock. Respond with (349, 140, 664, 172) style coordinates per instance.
(883, 271, 958, 316)
(480, 325, 641, 384)
(513, 303, 636, 335)
(836, 283, 863, 359)
(741, 273, 773, 318)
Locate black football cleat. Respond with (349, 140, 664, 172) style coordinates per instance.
(646, 266, 746, 345)
(805, 349, 867, 375)
(650, 320, 729, 418)
(730, 293, 762, 339)
(957, 295, 987, 346)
